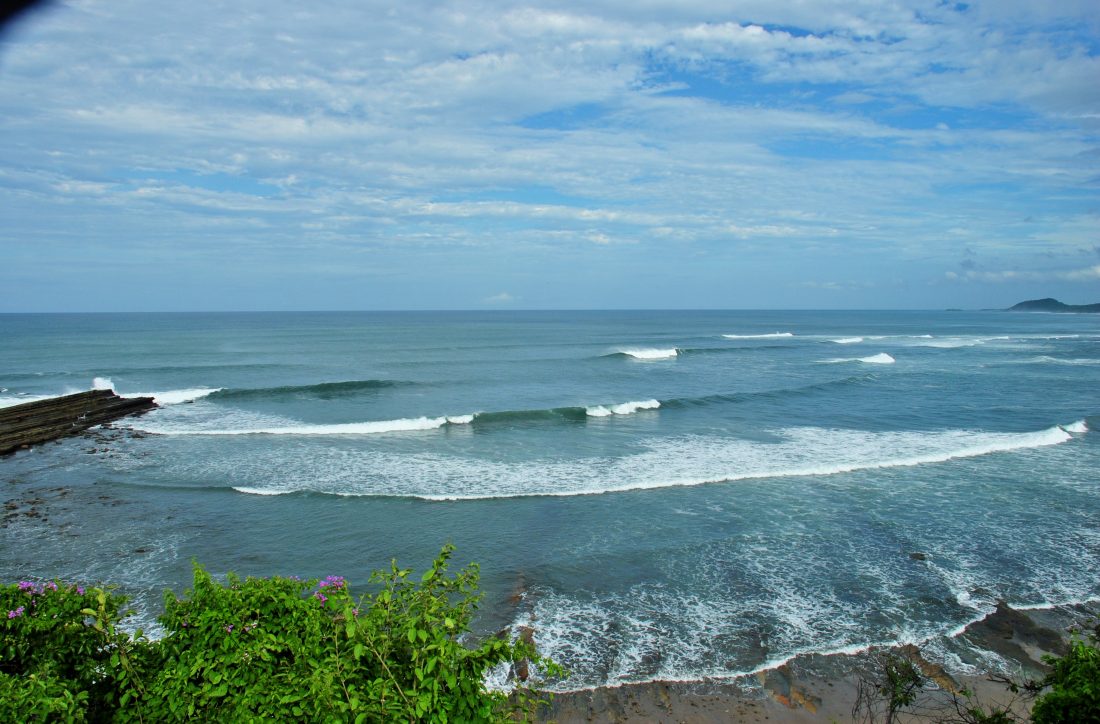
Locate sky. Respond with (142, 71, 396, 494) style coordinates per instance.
(1, 0, 1098, 311)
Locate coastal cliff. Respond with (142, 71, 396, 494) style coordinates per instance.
(0, 389, 156, 456)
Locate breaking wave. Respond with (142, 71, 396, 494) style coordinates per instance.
(825, 353, 896, 365)
(607, 348, 679, 360)
(722, 332, 794, 339)
(219, 421, 1082, 500)
(0, 393, 56, 409)
(1028, 356, 1100, 366)
(135, 398, 665, 436)
(139, 415, 470, 436)
(586, 400, 661, 417)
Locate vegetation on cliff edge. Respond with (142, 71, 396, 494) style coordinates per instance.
(0, 544, 558, 722)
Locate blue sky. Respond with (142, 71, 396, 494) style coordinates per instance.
(1, 0, 1097, 311)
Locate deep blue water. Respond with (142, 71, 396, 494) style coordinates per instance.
(1, 310, 1098, 688)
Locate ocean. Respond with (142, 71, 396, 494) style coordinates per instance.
(1, 310, 1097, 689)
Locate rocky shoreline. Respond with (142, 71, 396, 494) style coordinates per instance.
(537, 601, 1096, 723)
(0, 389, 156, 456)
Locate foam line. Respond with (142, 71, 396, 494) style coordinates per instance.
(124, 388, 222, 405)
(144, 416, 456, 436)
(722, 332, 794, 339)
(615, 348, 679, 360)
(220, 422, 1081, 500)
(825, 353, 895, 364)
(587, 400, 661, 417)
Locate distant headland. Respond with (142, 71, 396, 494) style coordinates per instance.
(1007, 297, 1100, 313)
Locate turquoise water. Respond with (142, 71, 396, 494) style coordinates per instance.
(2, 310, 1098, 688)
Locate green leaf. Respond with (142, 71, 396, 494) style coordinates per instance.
(407, 628, 417, 644)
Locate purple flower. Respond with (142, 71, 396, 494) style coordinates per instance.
(225, 624, 234, 633)
(7, 606, 25, 619)
(314, 591, 327, 603)
(17, 581, 35, 592)
(319, 575, 346, 589)
(45, 581, 58, 591)
(76, 586, 85, 595)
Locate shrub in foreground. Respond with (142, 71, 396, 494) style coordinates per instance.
(1, 545, 555, 722)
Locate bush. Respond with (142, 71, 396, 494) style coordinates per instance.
(1030, 625, 1100, 724)
(0, 545, 556, 722)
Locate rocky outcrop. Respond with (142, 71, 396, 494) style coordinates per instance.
(0, 389, 156, 456)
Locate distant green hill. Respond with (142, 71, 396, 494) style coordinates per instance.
(1007, 297, 1100, 313)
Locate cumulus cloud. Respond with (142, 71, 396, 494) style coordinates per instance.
(0, 0, 1096, 309)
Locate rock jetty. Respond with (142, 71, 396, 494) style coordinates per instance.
(0, 389, 156, 456)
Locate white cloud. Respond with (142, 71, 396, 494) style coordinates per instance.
(484, 291, 516, 304)
(0, 0, 1097, 309)
(945, 264, 1100, 284)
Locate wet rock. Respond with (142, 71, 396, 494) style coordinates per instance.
(909, 552, 928, 561)
(514, 625, 536, 681)
(963, 601, 1068, 674)
(758, 664, 822, 712)
(0, 389, 156, 455)
(897, 644, 960, 693)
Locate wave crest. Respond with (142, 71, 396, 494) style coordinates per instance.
(610, 348, 679, 360)
(211, 379, 405, 401)
(216, 422, 1081, 500)
(825, 353, 895, 365)
(586, 400, 661, 417)
(722, 332, 794, 339)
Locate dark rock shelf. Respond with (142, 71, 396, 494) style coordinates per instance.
(0, 389, 156, 456)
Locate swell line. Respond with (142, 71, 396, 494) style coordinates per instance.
(210, 379, 409, 401)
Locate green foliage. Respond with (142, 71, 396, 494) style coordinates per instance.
(854, 649, 928, 724)
(1030, 626, 1100, 724)
(0, 579, 148, 722)
(0, 545, 557, 722)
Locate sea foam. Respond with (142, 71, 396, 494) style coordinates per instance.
(0, 394, 56, 409)
(586, 400, 660, 417)
(214, 422, 1079, 501)
(825, 353, 895, 364)
(142, 416, 458, 436)
(723, 332, 794, 339)
(616, 348, 678, 360)
(127, 388, 222, 405)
